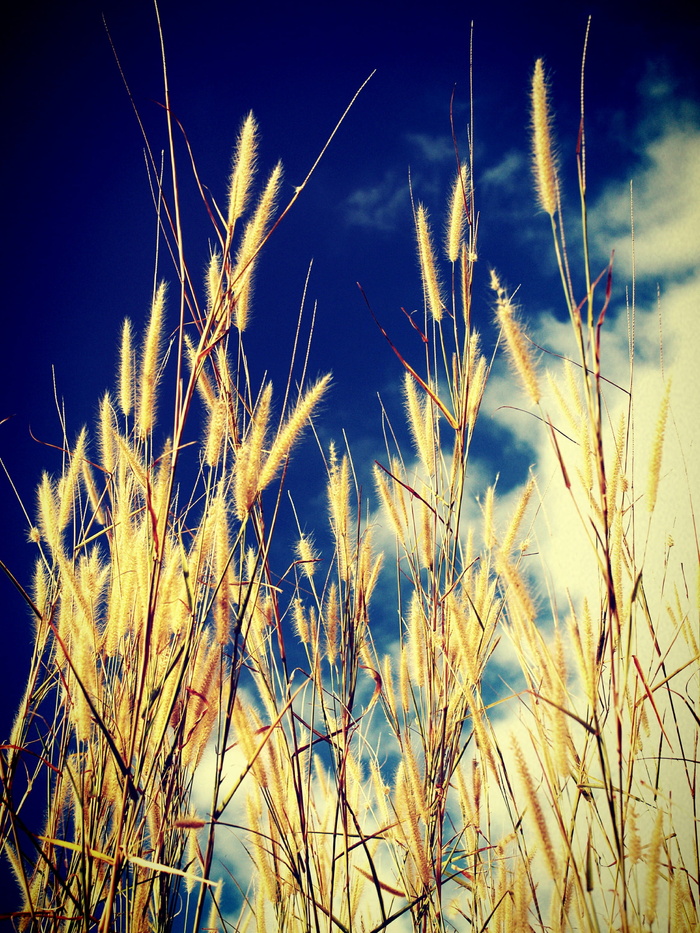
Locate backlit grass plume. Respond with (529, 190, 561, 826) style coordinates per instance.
(416, 203, 446, 321)
(490, 269, 541, 405)
(531, 57, 559, 217)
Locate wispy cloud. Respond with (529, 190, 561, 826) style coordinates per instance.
(404, 132, 456, 164)
(342, 134, 462, 231)
(343, 169, 410, 230)
(479, 149, 526, 192)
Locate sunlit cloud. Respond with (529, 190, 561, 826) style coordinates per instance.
(591, 124, 700, 280)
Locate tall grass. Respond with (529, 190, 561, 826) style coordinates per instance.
(1, 23, 698, 933)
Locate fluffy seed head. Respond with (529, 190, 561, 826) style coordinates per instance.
(296, 534, 318, 579)
(227, 112, 258, 227)
(327, 442, 352, 577)
(257, 373, 330, 493)
(445, 164, 470, 262)
(232, 162, 283, 331)
(513, 739, 558, 881)
(491, 270, 540, 405)
(530, 59, 559, 217)
(137, 282, 167, 438)
(403, 372, 438, 477)
(373, 463, 406, 543)
(118, 318, 134, 417)
(204, 390, 229, 468)
(646, 378, 671, 513)
(324, 582, 339, 664)
(205, 250, 224, 325)
(233, 382, 273, 520)
(500, 476, 535, 559)
(37, 473, 61, 555)
(416, 204, 445, 321)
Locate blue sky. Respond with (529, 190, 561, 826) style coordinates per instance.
(1, 0, 698, 753)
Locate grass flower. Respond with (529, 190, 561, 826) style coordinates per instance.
(445, 164, 469, 263)
(227, 111, 258, 228)
(531, 58, 559, 217)
(416, 203, 445, 321)
(491, 269, 541, 405)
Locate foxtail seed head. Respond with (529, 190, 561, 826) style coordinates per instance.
(137, 282, 167, 438)
(491, 270, 540, 405)
(227, 112, 258, 228)
(416, 204, 445, 321)
(646, 378, 671, 513)
(531, 59, 559, 217)
(118, 318, 134, 417)
(445, 164, 469, 263)
(232, 161, 283, 331)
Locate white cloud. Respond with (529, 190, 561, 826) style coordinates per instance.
(591, 126, 700, 280)
(485, 284, 699, 636)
